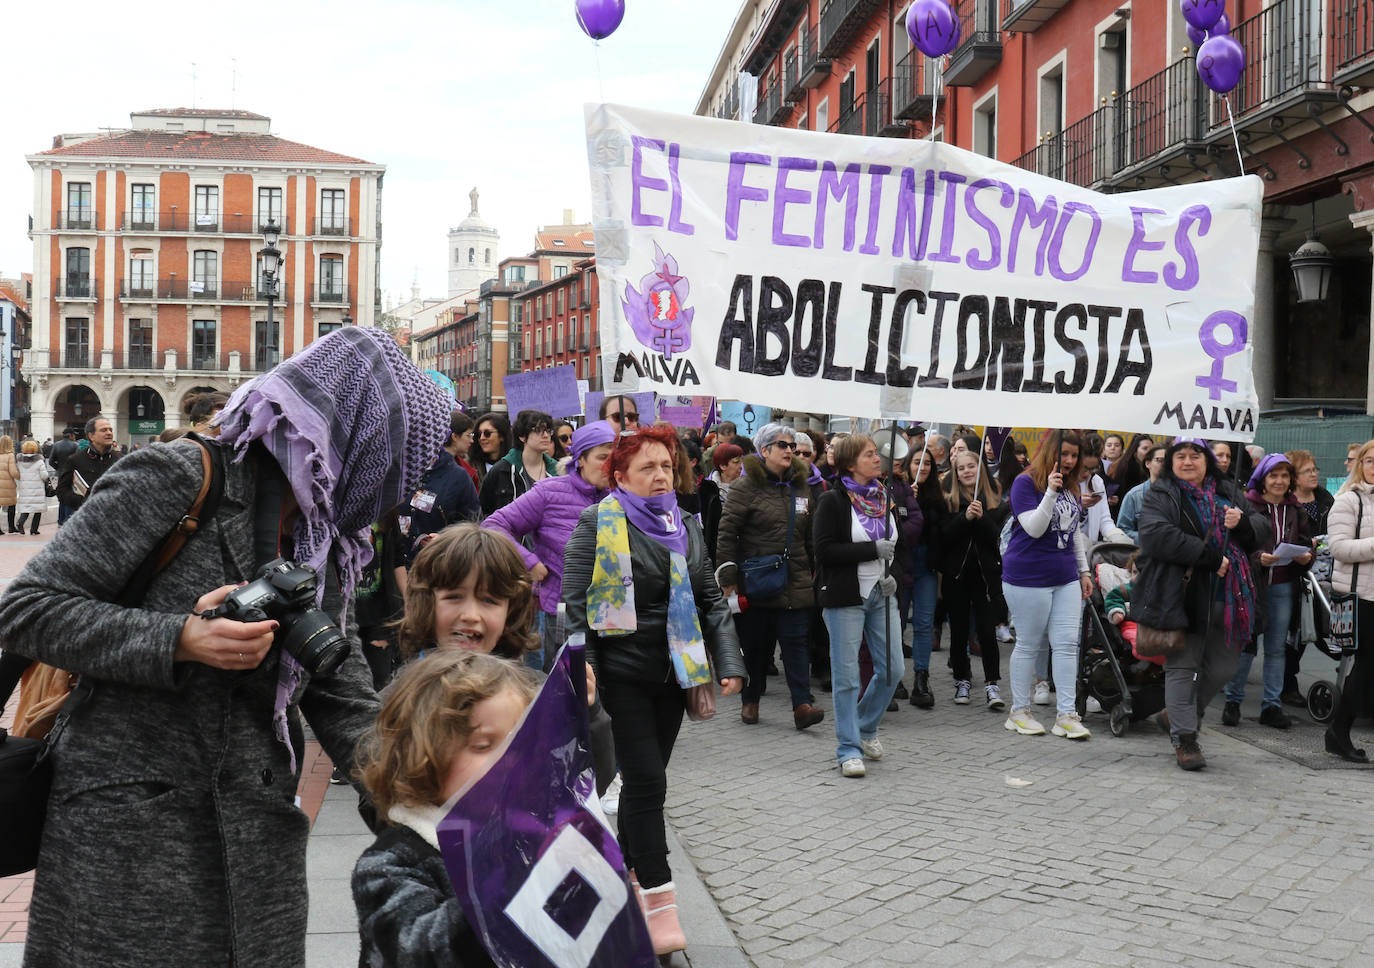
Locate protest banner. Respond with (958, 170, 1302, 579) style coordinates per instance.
(585, 103, 1264, 440)
(505, 366, 583, 419)
(718, 401, 771, 436)
(438, 640, 656, 968)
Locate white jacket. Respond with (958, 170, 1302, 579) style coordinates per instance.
(13, 454, 51, 515)
(1328, 483, 1374, 599)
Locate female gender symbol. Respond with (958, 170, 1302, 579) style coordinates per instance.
(1195, 310, 1247, 399)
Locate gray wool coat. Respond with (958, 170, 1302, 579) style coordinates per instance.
(0, 437, 381, 968)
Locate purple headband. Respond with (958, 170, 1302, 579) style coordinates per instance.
(1248, 452, 1293, 491)
(569, 420, 616, 463)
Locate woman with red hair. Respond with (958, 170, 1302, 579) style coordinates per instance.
(562, 424, 746, 956)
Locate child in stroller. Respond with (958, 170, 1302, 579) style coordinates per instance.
(1079, 541, 1167, 736)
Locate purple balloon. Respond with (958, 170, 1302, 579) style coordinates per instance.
(1180, 0, 1225, 33)
(906, 0, 961, 59)
(575, 0, 625, 40)
(1210, 12, 1231, 36)
(1186, 23, 1207, 47)
(1197, 33, 1245, 94)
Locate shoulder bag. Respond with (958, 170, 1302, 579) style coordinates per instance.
(738, 485, 796, 600)
(1134, 492, 1198, 659)
(1330, 494, 1363, 654)
(0, 437, 222, 878)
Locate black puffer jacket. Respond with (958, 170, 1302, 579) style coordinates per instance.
(935, 496, 1010, 584)
(1135, 474, 1271, 634)
(714, 455, 824, 609)
(562, 507, 747, 686)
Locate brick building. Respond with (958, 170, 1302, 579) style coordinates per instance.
(514, 258, 602, 386)
(699, 0, 1374, 412)
(26, 107, 383, 443)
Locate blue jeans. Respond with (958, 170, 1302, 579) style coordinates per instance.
(738, 607, 813, 708)
(825, 586, 903, 763)
(1225, 580, 1294, 710)
(1004, 580, 1082, 716)
(907, 545, 938, 674)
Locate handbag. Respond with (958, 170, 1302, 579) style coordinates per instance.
(1134, 566, 1193, 659)
(11, 662, 77, 740)
(684, 682, 716, 722)
(0, 436, 222, 878)
(739, 486, 796, 600)
(1330, 495, 1363, 654)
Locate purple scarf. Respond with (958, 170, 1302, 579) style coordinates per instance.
(1177, 476, 1255, 650)
(614, 487, 688, 556)
(215, 327, 452, 769)
(841, 474, 890, 541)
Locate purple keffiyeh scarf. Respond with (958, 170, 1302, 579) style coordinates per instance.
(1177, 475, 1255, 650)
(841, 474, 891, 541)
(215, 326, 451, 770)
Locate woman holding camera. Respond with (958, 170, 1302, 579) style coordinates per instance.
(0, 328, 452, 968)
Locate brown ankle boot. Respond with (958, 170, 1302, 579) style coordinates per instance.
(740, 702, 759, 724)
(1175, 732, 1206, 771)
(641, 882, 686, 955)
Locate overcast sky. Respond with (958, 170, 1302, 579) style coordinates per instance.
(1, 0, 742, 304)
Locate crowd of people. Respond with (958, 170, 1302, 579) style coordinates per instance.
(3, 338, 1373, 965)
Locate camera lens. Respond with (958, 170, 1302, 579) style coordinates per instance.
(280, 609, 350, 676)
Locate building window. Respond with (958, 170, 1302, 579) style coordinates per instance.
(514, 302, 524, 324)
(557, 321, 564, 353)
(319, 319, 343, 337)
(255, 318, 281, 371)
(192, 251, 218, 297)
(192, 319, 218, 369)
(128, 253, 153, 297)
(319, 256, 345, 301)
(553, 265, 568, 279)
(128, 319, 153, 368)
(64, 317, 90, 367)
(557, 289, 565, 315)
(130, 184, 155, 230)
(468, 247, 475, 265)
(485, 248, 491, 265)
(320, 189, 347, 234)
(455, 248, 462, 264)
(973, 90, 997, 160)
(65, 247, 91, 297)
(258, 187, 283, 231)
(505, 264, 526, 283)
(66, 182, 92, 229)
(194, 186, 219, 231)
(816, 96, 829, 133)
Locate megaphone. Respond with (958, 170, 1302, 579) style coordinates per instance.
(878, 433, 911, 468)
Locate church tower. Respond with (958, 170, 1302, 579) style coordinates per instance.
(448, 187, 500, 297)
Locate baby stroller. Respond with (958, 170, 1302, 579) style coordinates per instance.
(1078, 541, 1167, 736)
(1296, 541, 1353, 724)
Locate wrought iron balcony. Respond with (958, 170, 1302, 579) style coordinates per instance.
(893, 47, 946, 123)
(55, 210, 97, 231)
(782, 50, 802, 105)
(999, 0, 1071, 32)
(1334, 0, 1374, 86)
(310, 217, 353, 237)
(119, 212, 290, 234)
(57, 278, 97, 299)
(796, 25, 832, 91)
(945, 0, 1002, 87)
(1210, 0, 1338, 134)
(312, 284, 349, 304)
(818, 0, 883, 59)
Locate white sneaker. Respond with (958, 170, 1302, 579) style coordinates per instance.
(1032, 680, 1052, 705)
(954, 680, 972, 704)
(996, 624, 1015, 643)
(602, 773, 622, 816)
(1052, 713, 1092, 740)
(840, 757, 866, 777)
(861, 737, 884, 760)
(1004, 708, 1046, 735)
(1085, 696, 1103, 714)
(985, 683, 1006, 711)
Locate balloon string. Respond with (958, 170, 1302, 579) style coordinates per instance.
(929, 56, 938, 141)
(1223, 95, 1244, 176)
(595, 40, 604, 103)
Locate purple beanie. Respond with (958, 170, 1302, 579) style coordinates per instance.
(1248, 452, 1294, 491)
(569, 420, 616, 462)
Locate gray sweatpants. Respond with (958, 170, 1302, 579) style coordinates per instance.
(1163, 602, 1240, 741)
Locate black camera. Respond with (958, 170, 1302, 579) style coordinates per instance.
(207, 558, 350, 676)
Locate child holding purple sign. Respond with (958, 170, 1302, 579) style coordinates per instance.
(353, 649, 539, 968)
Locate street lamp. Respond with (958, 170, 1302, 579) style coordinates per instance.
(136, 402, 146, 418)
(341, 311, 353, 326)
(1290, 201, 1335, 304)
(259, 218, 283, 368)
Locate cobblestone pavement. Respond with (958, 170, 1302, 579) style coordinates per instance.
(662, 666, 1374, 968)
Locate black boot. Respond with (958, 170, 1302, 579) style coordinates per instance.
(1324, 728, 1369, 763)
(893, 681, 910, 700)
(910, 670, 935, 708)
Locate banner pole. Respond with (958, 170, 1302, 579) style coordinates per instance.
(973, 426, 988, 498)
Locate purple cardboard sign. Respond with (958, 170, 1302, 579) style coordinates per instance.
(438, 641, 657, 968)
(583, 390, 657, 423)
(658, 405, 705, 429)
(504, 366, 582, 419)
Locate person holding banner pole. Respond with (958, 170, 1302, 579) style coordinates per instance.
(901, 445, 943, 708)
(562, 424, 746, 955)
(813, 434, 903, 777)
(1003, 430, 1094, 740)
(716, 423, 826, 730)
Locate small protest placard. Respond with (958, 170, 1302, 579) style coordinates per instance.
(505, 366, 582, 419)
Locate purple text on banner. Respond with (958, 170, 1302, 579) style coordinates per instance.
(437, 641, 657, 968)
(504, 365, 583, 419)
(583, 390, 658, 423)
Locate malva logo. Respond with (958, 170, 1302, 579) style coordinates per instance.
(622, 243, 694, 360)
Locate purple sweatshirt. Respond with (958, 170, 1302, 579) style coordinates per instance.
(483, 471, 607, 614)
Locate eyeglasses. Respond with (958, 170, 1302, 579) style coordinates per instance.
(478, 429, 499, 438)
(612, 412, 639, 424)
(530, 427, 553, 437)
(795, 449, 813, 457)
(558, 434, 572, 444)
(771, 441, 796, 451)
(1299, 466, 1319, 475)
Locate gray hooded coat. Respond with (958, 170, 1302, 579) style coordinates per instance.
(0, 438, 380, 968)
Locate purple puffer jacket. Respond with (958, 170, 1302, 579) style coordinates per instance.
(483, 471, 607, 614)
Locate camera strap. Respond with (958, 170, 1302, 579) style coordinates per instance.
(253, 447, 289, 571)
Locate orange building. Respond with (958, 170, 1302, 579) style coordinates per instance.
(699, 0, 1374, 413)
(515, 257, 603, 389)
(26, 107, 384, 443)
